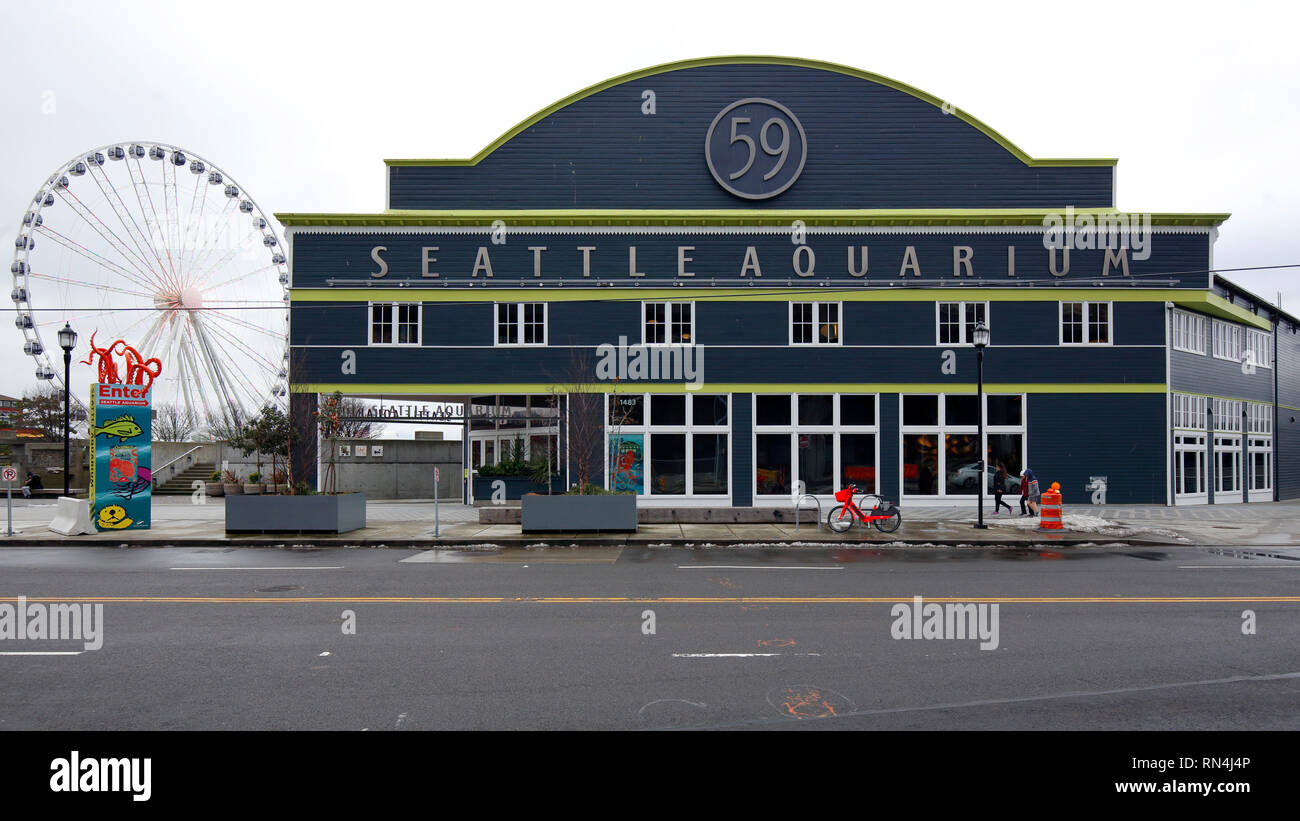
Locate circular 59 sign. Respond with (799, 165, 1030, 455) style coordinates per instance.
(705, 98, 808, 200)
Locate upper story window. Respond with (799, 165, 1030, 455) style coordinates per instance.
(936, 301, 988, 345)
(643, 301, 693, 345)
(495, 303, 547, 346)
(790, 302, 841, 345)
(1060, 301, 1111, 345)
(370, 302, 420, 345)
(1245, 328, 1272, 369)
(1171, 310, 1207, 355)
(1211, 320, 1241, 362)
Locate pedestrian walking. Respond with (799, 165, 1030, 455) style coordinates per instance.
(993, 465, 1013, 515)
(1021, 468, 1041, 516)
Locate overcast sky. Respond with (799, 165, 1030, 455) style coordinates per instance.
(4, 0, 1298, 426)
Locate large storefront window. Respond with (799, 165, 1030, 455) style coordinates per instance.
(901, 394, 1024, 497)
(754, 394, 878, 499)
(609, 393, 729, 498)
(469, 394, 559, 470)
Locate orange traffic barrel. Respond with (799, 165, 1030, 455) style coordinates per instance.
(1039, 486, 1063, 531)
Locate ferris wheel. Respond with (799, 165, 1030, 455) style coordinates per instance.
(10, 142, 289, 431)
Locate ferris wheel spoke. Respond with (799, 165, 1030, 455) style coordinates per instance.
(31, 227, 158, 295)
(187, 237, 253, 291)
(202, 307, 287, 341)
(86, 164, 166, 287)
(93, 163, 180, 296)
(199, 314, 284, 376)
(51, 188, 165, 290)
(188, 312, 262, 426)
(27, 271, 156, 301)
(202, 262, 279, 295)
(127, 157, 182, 294)
(183, 197, 241, 289)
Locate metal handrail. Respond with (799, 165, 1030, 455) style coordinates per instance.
(793, 494, 822, 532)
(152, 445, 205, 486)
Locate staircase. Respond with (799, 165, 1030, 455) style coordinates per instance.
(154, 462, 216, 496)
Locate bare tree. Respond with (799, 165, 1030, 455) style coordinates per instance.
(201, 411, 245, 443)
(335, 397, 381, 439)
(17, 387, 74, 440)
(153, 402, 198, 442)
(546, 350, 606, 494)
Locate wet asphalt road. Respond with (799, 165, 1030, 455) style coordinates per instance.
(0, 544, 1297, 730)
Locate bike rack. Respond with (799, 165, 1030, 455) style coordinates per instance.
(793, 494, 822, 532)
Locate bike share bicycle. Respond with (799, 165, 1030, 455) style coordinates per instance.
(827, 484, 902, 534)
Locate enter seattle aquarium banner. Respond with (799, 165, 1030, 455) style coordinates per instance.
(88, 383, 152, 531)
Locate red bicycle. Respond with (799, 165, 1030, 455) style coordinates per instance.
(827, 485, 901, 533)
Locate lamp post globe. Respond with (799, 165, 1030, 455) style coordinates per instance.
(973, 321, 989, 530)
(58, 322, 76, 497)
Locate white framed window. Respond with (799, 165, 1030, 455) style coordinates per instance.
(607, 393, 729, 498)
(495, 303, 547, 346)
(643, 301, 694, 345)
(936, 301, 989, 346)
(369, 302, 420, 345)
(1249, 437, 1273, 494)
(790, 302, 841, 345)
(1171, 310, 1207, 355)
(1172, 393, 1207, 431)
(1213, 398, 1243, 433)
(1174, 434, 1207, 497)
(899, 393, 1025, 498)
(1060, 301, 1111, 345)
(1245, 328, 1272, 369)
(753, 394, 879, 499)
(1211, 320, 1242, 362)
(1214, 435, 1242, 495)
(1247, 402, 1273, 435)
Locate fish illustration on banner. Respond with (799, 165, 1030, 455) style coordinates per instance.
(84, 334, 159, 532)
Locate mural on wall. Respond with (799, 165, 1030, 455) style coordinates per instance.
(609, 434, 643, 494)
(84, 334, 159, 531)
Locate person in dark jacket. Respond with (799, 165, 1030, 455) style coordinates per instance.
(21, 471, 42, 498)
(993, 465, 1013, 516)
(1019, 469, 1030, 516)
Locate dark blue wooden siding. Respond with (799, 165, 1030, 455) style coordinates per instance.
(878, 393, 900, 502)
(731, 394, 753, 506)
(1169, 308, 1275, 403)
(1027, 394, 1167, 504)
(387, 64, 1113, 210)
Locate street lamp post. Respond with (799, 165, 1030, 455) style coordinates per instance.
(58, 322, 77, 497)
(972, 321, 990, 529)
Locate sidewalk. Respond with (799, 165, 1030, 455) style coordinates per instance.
(3, 496, 1297, 547)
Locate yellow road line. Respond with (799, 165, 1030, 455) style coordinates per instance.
(2, 596, 1299, 604)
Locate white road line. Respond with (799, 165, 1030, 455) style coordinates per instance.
(676, 565, 843, 571)
(168, 566, 344, 571)
(1177, 565, 1300, 569)
(672, 653, 823, 658)
(0, 651, 84, 656)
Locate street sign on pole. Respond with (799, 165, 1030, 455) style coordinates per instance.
(3, 465, 16, 537)
(433, 466, 441, 537)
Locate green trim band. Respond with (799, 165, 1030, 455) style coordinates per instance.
(289, 287, 1268, 330)
(291, 383, 1168, 396)
(273, 208, 1230, 228)
(380, 56, 1116, 170)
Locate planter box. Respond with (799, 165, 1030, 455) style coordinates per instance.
(521, 494, 636, 533)
(205, 482, 224, 497)
(472, 474, 560, 501)
(243, 483, 264, 495)
(223, 483, 243, 495)
(225, 493, 367, 534)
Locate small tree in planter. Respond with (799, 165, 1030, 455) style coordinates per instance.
(221, 468, 243, 495)
(313, 391, 344, 495)
(206, 470, 225, 498)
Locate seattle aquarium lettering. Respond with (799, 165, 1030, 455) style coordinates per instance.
(366, 241, 1139, 282)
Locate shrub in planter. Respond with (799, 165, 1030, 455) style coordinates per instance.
(222, 469, 243, 496)
(206, 470, 225, 498)
(244, 472, 264, 495)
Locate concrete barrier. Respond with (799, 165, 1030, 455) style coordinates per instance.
(49, 497, 94, 536)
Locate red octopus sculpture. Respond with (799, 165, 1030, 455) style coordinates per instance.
(81, 332, 162, 391)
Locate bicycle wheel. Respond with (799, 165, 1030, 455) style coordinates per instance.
(873, 510, 902, 533)
(827, 504, 855, 533)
